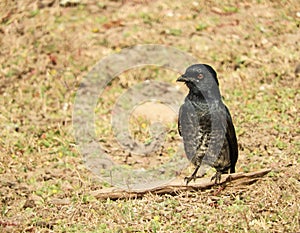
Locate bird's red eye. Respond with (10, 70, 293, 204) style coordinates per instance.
(198, 74, 203, 79)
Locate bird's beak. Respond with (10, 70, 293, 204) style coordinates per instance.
(176, 75, 188, 82)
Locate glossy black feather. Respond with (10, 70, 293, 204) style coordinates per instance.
(177, 64, 238, 184)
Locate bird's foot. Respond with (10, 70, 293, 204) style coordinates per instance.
(184, 175, 195, 185)
(211, 171, 222, 184)
(184, 174, 204, 185)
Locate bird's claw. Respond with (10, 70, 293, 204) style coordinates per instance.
(211, 172, 222, 184)
(184, 175, 203, 185)
(184, 176, 194, 185)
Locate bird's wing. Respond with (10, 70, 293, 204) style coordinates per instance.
(203, 103, 228, 165)
(224, 105, 238, 172)
(178, 100, 199, 161)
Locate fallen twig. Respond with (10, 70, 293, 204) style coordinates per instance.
(90, 168, 272, 200)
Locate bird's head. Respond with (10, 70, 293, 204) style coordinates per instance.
(177, 64, 220, 98)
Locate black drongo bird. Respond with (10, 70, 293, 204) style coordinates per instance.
(177, 64, 238, 185)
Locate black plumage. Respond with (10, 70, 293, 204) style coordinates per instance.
(177, 64, 238, 184)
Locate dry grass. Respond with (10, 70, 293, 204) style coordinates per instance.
(0, 0, 299, 232)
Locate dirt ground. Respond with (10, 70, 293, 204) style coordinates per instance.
(0, 0, 299, 232)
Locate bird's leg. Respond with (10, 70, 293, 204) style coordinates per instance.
(184, 165, 200, 185)
(211, 171, 222, 184)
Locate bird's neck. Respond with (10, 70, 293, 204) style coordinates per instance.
(187, 89, 222, 102)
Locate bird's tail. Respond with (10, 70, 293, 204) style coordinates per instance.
(230, 166, 235, 173)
